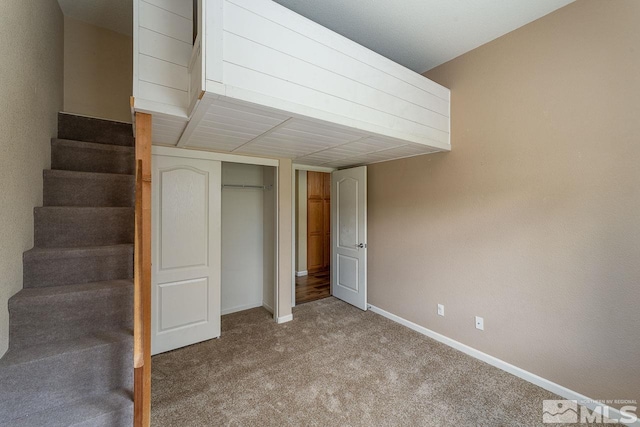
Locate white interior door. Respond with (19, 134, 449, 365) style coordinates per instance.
(331, 166, 367, 310)
(151, 154, 221, 355)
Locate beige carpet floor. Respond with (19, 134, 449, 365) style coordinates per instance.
(151, 297, 605, 426)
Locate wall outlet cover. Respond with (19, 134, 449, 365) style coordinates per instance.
(437, 304, 444, 316)
(475, 316, 484, 330)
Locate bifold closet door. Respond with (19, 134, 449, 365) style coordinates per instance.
(151, 154, 221, 355)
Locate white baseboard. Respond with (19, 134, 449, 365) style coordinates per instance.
(295, 270, 308, 277)
(263, 302, 274, 314)
(221, 302, 263, 316)
(368, 304, 639, 427)
(276, 314, 293, 324)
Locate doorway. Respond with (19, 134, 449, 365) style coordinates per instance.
(295, 170, 331, 304)
(221, 162, 277, 316)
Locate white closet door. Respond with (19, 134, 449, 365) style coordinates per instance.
(151, 154, 221, 355)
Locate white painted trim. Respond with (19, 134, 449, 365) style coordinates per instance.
(221, 302, 264, 316)
(293, 164, 336, 173)
(176, 93, 216, 147)
(205, 0, 223, 83)
(274, 164, 280, 321)
(295, 270, 308, 277)
(276, 314, 293, 324)
(368, 304, 640, 427)
(152, 145, 279, 167)
(132, 0, 140, 102)
(133, 98, 189, 119)
(291, 164, 296, 309)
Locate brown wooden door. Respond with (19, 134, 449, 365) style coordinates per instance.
(307, 172, 331, 273)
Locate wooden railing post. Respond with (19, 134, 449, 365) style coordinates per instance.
(134, 112, 152, 427)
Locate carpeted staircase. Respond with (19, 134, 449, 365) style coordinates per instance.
(0, 113, 135, 426)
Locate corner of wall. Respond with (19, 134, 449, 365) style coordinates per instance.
(63, 15, 133, 123)
(0, 0, 64, 357)
(277, 159, 293, 320)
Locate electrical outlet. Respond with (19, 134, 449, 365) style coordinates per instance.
(475, 316, 484, 330)
(437, 304, 444, 316)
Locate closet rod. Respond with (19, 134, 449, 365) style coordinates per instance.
(222, 184, 272, 190)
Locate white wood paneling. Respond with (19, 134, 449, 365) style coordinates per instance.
(139, 1, 192, 43)
(139, 54, 188, 92)
(221, 63, 450, 147)
(144, 0, 192, 19)
(134, 0, 452, 168)
(139, 27, 191, 67)
(204, 0, 451, 149)
(228, 0, 448, 101)
(134, 0, 194, 114)
(188, 38, 202, 111)
(223, 3, 449, 114)
(138, 81, 188, 110)
(222, 25, 448, 130)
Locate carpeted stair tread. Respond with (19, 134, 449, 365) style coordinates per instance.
(58, 112, 134, 147)
(9, 280, 133, 350)
(34, 206, 134, 248)
(52, 138, 134, 153)
(0, 329, 131, 368)
(51, 138, 135, 175)
(23, 244, 134, 288)
(23, 244, 134, 261)
(8, 389, 133, 427)
(10, 279, 133, 303)
(43, 169, 134, 207)
(0, 331, 132, 422)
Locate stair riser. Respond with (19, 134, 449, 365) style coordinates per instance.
(74, 407, 134, 427)
(44, 174, 134, 207)
(23, 251, 133, 288)
(9, 287, 133, 349)
(0, 340, 132, 421)
(34, 208, 134, 248)
(58, 113, 134, 147)
(52, 143, 135, 175)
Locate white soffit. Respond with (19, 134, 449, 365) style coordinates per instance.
(272, 0, 575, 72)
(175, 98, 438, 168)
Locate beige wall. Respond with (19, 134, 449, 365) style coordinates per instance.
(277, 159, 293, 320)
(0, 0, 64, 356)
(63, 16, 132, 123)
(295, 170, 308, 273)
(368, 0, 639, 406)
(263, 167, 277, 313)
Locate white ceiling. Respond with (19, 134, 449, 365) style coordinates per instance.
(59, 0, 574, 71)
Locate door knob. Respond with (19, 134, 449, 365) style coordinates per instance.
(357, 243, 366, 248)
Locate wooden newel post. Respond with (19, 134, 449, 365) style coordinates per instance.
(134, 112, 152, 427)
